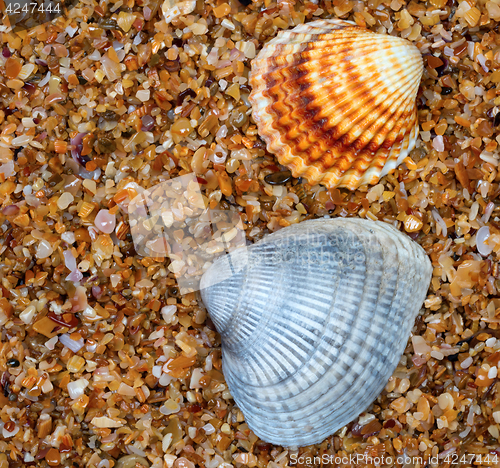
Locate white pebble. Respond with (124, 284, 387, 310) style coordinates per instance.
(476, 226, 494, 256)
(459, 426, 472, 438)
(67, 378, 89, 399)
(44, 336, 58, 350)
(432, 135, 444, 152)
(36, 239, 53, 259)
(221, 19, 235, 30)
(2, 423, 19, 438)
(162, 433, 173, 452)
(61, 231, 76, 244)
(461, 356, 473, 369)
(486, 337, 497, 347)
(159, 399, 180, 415)
(94, 209, 116, 234)
(219, 79, 228, 91)
(19, 305, 36, 324)
(430, 350, 444, 360)
(488, 424, 500, 439)
(241, 42, 256, 59)
(162, 305, 177, 324)
(358, 413, 375, 425)
(57, 192, 74, 210)
(159, 373, 174, 386)
(412, 335, 431, 355)
(136, 89, 150, 102)
(437, 392, 454, 410)
(63, 250, 77, 272)
(190, 22, 208, 34)
(469, 201, 479, 221)
(190, 368, 204, 389)
(202, 423, 215, 435)
(436, 416, 448, 429)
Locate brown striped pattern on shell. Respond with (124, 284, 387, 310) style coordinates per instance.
(249, 19, 423, 190)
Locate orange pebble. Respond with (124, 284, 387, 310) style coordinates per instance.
(45, 448, 61, 466)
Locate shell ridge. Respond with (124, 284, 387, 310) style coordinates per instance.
(319, 93, 411, 162)
(231, 223, 373, 403)
(200, 267, 245, 332)
(220, 235, 342, 360)
(267, 100, 409, 178)
(334, 117, 415, 188)
(365, 105, 414, 152)
(313, 63, 420, 127)
(359, 124, 416, 185)
(223, 221, 356, 390)
(276, 79, 413, 159)
(380, 123, 419, 177)
(252, 66, 420, 184)
(290, 225, 394, 424)
(224, 246, 344, 386)
(220, 242, 295, 334)
(266, 50, 418, 128)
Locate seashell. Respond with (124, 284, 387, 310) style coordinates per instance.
(249, 19, 423, 190)
(200, 218, 432, 447)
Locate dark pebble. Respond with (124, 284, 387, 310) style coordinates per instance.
(27, 74, 42, 83)
(441, 87, 453, 95)
(176, 88, 197, 106)
(205, 77, 214, 88)
(98, 137, 116, 153)
(76, 153, 91, 167)
(435, 59, 449, 77)
(456, 336, 474, 346)
(488, 108, 500, 127)
(149, 54, 160, 67)
(172, 38, 183, 48)
(7, 358, 20, 367)
(99, 19, 119, 30)
(264, 170, 292, 185)
(103, 110, 118, 121)
(23, 82, 36, 94)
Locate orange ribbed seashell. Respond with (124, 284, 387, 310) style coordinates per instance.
(249, 19, 424, 190)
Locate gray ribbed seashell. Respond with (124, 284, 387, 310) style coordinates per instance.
(200, 218, 432, 447)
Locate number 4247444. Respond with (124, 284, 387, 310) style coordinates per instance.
(6, 2, 61, 14)
(443, 452, 499, 465)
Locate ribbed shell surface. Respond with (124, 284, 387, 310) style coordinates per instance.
(200, 218, 432, 447)
(249, 19, 423, 190)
